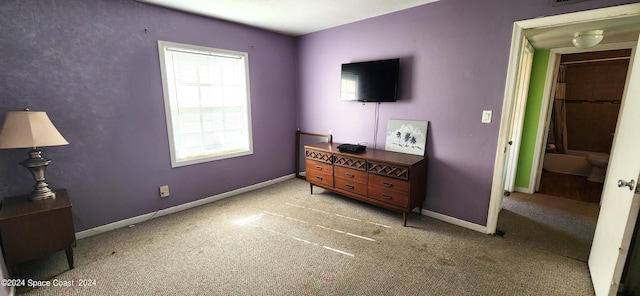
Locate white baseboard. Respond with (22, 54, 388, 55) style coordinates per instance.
(421, 209, 488, 234)
(514, 186, 533, 194)
(76, 174, 296, 240)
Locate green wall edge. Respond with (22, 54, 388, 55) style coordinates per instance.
(514, 49, 550, 189)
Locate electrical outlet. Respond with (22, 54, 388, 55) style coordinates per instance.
(159, 185, 170, 197)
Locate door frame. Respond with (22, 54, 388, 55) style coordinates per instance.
(486, 3, 640, 234)
(503, 40, 534, 194)
(530, 42, 637, 193)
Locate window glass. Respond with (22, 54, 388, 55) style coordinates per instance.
(158, 41, 253, 167)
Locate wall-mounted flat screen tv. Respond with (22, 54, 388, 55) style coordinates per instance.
(341, 58, 399, 102)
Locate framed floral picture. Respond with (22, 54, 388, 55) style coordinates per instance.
(384, 119, 428, 156)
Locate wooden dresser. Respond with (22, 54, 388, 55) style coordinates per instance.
(305, 142, 427, 226)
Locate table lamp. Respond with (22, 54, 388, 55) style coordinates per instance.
(0, 110, 69, 201)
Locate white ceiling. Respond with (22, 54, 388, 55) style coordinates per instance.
(136, 0, 439, 36)
(526, 15, 640, 49)
(137, 0, 640, 48)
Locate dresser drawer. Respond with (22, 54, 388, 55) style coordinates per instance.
(306, 159, 333, 187)
(368, 161, 410, 180)
(334, 177, 367, 196)
(306, 169, 333, 187)
(334, 166, 367, 184)
(306, 159, 333, 175)
(334, 154, 367, 171)
(368, 186, 409, 207)
(368, 174, 409, 196)
(305, 159, 333, 176)
(305, 148, 333, 164)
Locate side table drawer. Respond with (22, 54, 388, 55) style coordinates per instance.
(0, 207, 74, 264)
(0, 189, 76, 273)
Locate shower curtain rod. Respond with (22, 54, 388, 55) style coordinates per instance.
(561, 56, 630, 65)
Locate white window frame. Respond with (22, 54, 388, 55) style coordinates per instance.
(158, 40, 253, 167)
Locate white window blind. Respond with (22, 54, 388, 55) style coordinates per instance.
(158, 41, 253, 167)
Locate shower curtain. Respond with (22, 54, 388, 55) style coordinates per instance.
(549, 64, 567, 154)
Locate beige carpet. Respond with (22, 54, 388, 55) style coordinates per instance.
(498, 192, 599, 262)
(15, 178, 594, 295)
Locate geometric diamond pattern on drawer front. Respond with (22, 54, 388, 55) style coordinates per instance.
(334, 155, 367, 171)
(368, 162, 410, 180)
(305, 149, 333, 164)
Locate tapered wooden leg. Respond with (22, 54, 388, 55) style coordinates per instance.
(403, 211, 407, 227)
(310, 183, 313, 194)
(65, 246, 74, 269)
(9, 265, 19, 278)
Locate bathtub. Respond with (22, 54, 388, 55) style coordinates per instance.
(543, 150, 592, 177)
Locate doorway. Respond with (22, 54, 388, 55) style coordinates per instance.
(487, 4, 640, 295)
(487, 5, 640, 235)
(500, 48, 633, 262)
(538, 49, 631, 205)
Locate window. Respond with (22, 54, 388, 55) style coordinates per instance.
(158, 41, 253, 167)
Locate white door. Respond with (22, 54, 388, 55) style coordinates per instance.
(589, 39, 640, 296)
(503, 40, 534, 194)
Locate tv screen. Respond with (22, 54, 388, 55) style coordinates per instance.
(341, 58, 399, 102)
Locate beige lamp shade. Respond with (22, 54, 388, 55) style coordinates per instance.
(0, 111, 69, 149)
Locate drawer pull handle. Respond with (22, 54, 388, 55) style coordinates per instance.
(315, 176, 323, 181)
(315, 165, 323, 170)
(382, 182, 393, 187)
(345, 173, 354, 178)
(345, 184, 354, 189)
(382, 194, 393, 200)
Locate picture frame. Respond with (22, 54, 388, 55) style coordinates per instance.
(384, 119, 428, 156)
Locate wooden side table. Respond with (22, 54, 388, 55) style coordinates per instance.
(0, 189, 75, 276)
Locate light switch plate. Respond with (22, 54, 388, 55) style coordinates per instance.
(482, 110, 492, 123)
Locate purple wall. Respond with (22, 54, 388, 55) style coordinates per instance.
(0, 0, 298, 234)
(296, 0, 639, 225)
(0, 0, 638, 292)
